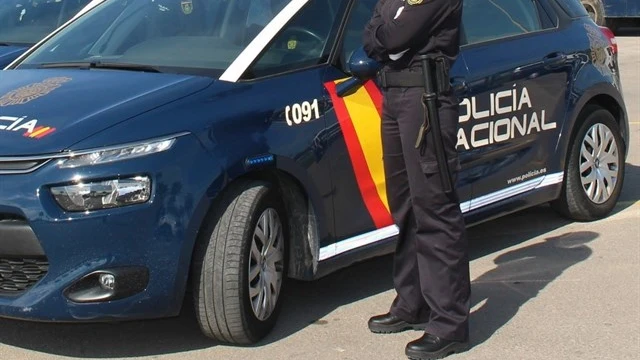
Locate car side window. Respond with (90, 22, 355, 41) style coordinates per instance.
(339, 0, 378, 71)
(461, 0, 555, 45)
(245, 0, 344, 79)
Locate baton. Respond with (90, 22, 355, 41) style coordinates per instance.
(417, 54, 453, 194)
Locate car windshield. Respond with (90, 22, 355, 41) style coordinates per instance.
(0, 0, 90, 46)
(16, 0, 292, 76)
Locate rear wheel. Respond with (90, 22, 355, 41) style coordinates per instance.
(192, 180, 288, 344)
(552, 106, 625, 221)
(582, 0, 606, 26)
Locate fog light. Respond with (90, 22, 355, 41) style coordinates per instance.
(50, 176, 151, 212)
(99, 273, 116, 290)
(64, 267, 149, 303)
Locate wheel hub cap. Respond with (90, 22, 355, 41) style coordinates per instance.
(248, 208, 284, 321)
(584, 5, 596, 20)
(579, 123, 619, 204)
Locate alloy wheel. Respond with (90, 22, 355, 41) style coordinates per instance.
(248, 208, 285, 321)
(585, 5, 596, 22)
(579, 123, 620, 204)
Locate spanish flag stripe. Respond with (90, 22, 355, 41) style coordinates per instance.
(324, 80, 393, 228)
(33, 127, 56, 139)
(340, 82, 391, 216)
(24, 126, 44, 137)
(29, 127, 50, 138)
(363, 80, 384, 116)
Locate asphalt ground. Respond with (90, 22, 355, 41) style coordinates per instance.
(1, 35, 638, 360)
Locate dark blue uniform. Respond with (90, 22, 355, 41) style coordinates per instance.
(363, 1, 471, 359)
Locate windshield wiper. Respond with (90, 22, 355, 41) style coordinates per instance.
(39, 61, 162, 73)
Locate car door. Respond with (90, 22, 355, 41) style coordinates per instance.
(457, 0, 570, 213)
(321, 0, 473, 249)
(234, 0, 347, 249)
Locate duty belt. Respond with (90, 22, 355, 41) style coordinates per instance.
(377, 57, 451, 94)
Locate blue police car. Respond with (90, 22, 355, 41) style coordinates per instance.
(0, 0, 629, 344)
(0, 0, 97, 68)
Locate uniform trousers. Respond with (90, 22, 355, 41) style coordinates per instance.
(381, 85, 471, 342)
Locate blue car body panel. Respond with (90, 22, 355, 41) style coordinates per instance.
(0, 134, 221, 320)
(0, 69, 214, 155)
(0, 0, 629, 322)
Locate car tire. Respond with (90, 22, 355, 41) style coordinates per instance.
(582, 0, 606, 26)
(552, 106, 625, 221)
(192, 179, 288, 345)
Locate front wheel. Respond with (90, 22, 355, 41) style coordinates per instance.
(552, 106, 625, 221)
(192, 180, 288, 344)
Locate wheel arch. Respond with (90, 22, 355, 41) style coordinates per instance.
(555, 82, 629, 174)
(237, 166, 323, 281)
(189, 156, 327, 283)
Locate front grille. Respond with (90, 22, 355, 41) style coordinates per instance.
(0, 257, 49, 293)
(0, 213, 25, 222)
(0, 157, 51, 175)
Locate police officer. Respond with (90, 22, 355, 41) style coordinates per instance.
(362, 0, 470, 359)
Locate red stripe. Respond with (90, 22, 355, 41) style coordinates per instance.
(33, 127, 56, 139)
(363, 80, 383, 117)
(23, 126, 44, 137)
(325, 81, 392, 229)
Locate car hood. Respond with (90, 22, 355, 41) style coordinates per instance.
(0, 69, 213, 156)
(0, 45, 28, 68)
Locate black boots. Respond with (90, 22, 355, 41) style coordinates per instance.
(368, 313, 469, 359)
(367, 313, 428, 333)
(405, 333, 469, 360)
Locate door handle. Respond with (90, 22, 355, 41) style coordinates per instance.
(543, 52, 568, 68)
(451, 78, 468, 94)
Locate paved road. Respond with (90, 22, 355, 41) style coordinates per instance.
(1, 37, 639, 360)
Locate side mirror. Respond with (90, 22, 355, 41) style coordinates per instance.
(348, 46, 382, 79)
(336, 46, 382, 97)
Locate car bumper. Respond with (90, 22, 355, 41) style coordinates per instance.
(0, 134, 221, 321)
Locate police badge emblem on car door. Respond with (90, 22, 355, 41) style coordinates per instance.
(181, 0, 193, 15)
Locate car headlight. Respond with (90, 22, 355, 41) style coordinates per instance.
(57, 137, 177, 169)
(51, 176, 151, 212)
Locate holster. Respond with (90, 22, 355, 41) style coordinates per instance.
(434, 57, 451, 94)
(417, 54, 455, 194)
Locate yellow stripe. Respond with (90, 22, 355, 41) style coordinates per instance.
(29, 127, 50, 138)
(629, 121, 639, 125)
(342, 87, 390, 213)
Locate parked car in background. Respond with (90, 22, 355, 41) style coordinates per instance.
(581, 0, 640, 31)
(0, 0, 629, 345)
(0, 0, 96, 68)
